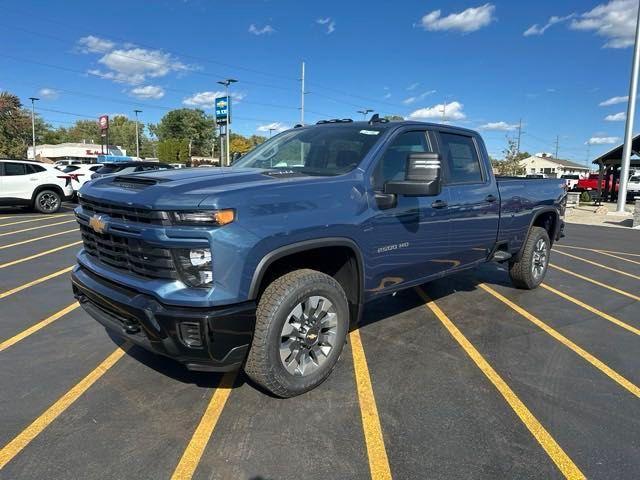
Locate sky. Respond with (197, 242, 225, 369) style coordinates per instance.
(1, 0, 639, 165)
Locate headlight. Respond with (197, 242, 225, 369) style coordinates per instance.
(169, 210, 235, 226)
(174, 248, 213, 288)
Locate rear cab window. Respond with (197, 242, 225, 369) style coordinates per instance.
(438, 132, 484, 184)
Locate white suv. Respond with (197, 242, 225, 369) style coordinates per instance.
(0, 159, 74, 213)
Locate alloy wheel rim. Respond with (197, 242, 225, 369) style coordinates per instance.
(39, 193, 59, 212)
(531, 238, 548, 280)
(279, 295, 338, 376)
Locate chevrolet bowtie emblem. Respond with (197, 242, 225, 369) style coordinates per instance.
(89, 214, 107, 234)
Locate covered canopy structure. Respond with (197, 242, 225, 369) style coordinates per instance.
(592, 133, 640, 201)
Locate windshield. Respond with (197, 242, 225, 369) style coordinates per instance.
(232, 125, 385, 176)
(630, 176, 640, 182)
(95, 164, 125, 174)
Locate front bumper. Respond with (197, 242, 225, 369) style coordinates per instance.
(71, 265, 256, 372)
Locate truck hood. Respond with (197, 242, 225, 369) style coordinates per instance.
(79, 167, 340, 210)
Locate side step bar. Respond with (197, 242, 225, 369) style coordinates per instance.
(491, 250, 512, 263)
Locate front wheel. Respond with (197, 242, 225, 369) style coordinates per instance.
(509, 226, 550, 289)
(244, 269, 349, 398)
(33, 190, 62, 214)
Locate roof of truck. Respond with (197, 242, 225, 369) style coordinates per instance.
(305, 119, 479, 136)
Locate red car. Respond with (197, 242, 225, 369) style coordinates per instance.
(574, 173, 618, 195)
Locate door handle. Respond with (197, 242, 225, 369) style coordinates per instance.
(431, 199, 448, 209)
(485, 194, 497, 203)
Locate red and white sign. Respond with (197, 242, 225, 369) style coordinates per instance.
(98, 115, 109, 131)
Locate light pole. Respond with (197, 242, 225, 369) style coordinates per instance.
(217, 79, 238, 166)
(268, 127, 276, 138)
(28, 97, 39, 159)
(617, 3, 640, 213)
(357, 109, 373, 120)
(133, 109, 142, 159)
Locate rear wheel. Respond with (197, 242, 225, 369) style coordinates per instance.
(509, 226, 550, 289)
(33, 190, 62, 214)
(244, 269, 349, 398)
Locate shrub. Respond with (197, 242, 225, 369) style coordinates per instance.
(580, 191, 592, 203)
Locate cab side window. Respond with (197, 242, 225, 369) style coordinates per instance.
(439, 133, 483, 184)
(3, 162, 28, 176)
(372, 131, 431, 190)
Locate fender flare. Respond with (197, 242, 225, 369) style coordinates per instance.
(247, 237, 365, 303)
(515, 207, 560, 261)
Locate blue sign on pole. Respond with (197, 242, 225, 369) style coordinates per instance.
(215, 96, 230, 125)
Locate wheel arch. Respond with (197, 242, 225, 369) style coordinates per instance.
(515, 207, 559, 261)
(31, 184, 65, 203)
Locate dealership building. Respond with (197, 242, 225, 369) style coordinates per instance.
(27, 143, 127, 163)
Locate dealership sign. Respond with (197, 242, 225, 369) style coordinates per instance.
(215, 97, 230, 125)
(98, 115, 109, 131)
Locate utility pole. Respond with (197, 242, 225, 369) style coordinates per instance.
(357, 109, 373, 120)
(28, 97, 39, 160)
(516, 118, 523, 155)
(300, 61, 306, 125)
(133, 109, 142, 159)
(268, 127, 276, 138)
(441, 101, 447, 122)
(617, 2, 640, 213)
(217, 78, 238, 166)
(554, 135, 560, 159)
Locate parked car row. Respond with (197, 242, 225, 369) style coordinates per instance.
(0, 159, 173, 213)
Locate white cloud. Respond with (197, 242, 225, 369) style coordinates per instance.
(129, 85, 165, 99)
(571, 0, 638, 48)
(316, 17, 336, 34)
(406, 82, 420, 91)
(408, 101, 466, 121)
(183, 90, 245, 108)
(586, 136, 620, 145)
(249, 24, 275, 35)
(479, 121, 519, 131)
(95, 47, 190, 84)
(38, 88, 59, 100)
(257, 122, 289, 134)
(419, 3, 495, 33)
(77, 35, 115, 53)
(402, 90, 437, 105)
(523, 14, 574, 36)
(605, 112, 626, 121)
(599, 95, 628, 106)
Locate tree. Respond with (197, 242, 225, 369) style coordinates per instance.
(157, 138, 190, 164)
(491, 137, 528, 176)
(0, 92, 32, 158)
(229, 133, 252, 155)
(384, 115, 405, 122)
(149, 109, 216, 156)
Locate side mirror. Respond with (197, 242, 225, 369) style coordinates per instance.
(384, 152, 442, 196)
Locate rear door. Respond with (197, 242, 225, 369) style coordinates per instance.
(436, 131, 500, 267)
(363, 128, 453, 294)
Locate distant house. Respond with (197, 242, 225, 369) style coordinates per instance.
(520, 155, 590, 177)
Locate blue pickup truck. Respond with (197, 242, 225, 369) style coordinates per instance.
(71, 118, 566, 397)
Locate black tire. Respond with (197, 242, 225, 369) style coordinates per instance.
(33, 189, 62, 214)
(244, 269, 349, 398)
(509, 226, 550, 290)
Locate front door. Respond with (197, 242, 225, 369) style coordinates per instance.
(363, 129, 453, 296)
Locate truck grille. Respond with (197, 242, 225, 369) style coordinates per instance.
(79, 197, 167, 225)
(80, 224, 178, 280)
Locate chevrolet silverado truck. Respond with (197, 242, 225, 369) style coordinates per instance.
(71, 118, 566, 397)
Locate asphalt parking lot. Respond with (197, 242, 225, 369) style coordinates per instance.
(0, 207, 638, 480)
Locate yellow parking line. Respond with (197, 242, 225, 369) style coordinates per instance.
(479, 284, 640, 398)
(171, 372, 236, 480)
(593, 250, 640, 266)
(0, 343, 129, 470)
(0, 302, 79, 352)
(0, 229, 78, 250)
(0, 220, 76, 237)
(555, 244, 640, 258)
(540, 284, 640, 336)
(350, 329, 392, 480)
(0, 214, 71, 228)
(549, 264, 640, 302)
(0, 241, 82, 269)
(0, 266, 74, 300)
(554, 250, 640, 281)
(415, 287, 584, 480)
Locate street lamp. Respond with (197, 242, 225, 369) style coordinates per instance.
(268, 127, 277, 138)
(133, 109, 142, 159)
(357, 109, 373, 120)
(28, 97, 39, 159)
(217, 78, 238, 166)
